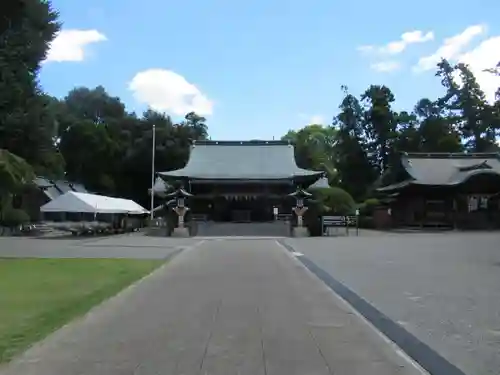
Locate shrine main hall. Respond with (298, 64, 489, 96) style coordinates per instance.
(157, 140, 325, 222)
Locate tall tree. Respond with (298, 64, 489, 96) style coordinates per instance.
(282, 124, 337, 178)
(486, 61, 500, 142)
(333, 86, 377, 200)
(361, 85, 398, 171)
(181, 112, 209, 141)
(436, 59, 497, 151)
(413, 98, 463, 152)
(56, 87, 129, 193)
(63, 86, 127, 126)
(0, 0, 63, 176)
(392, 110, 421, 153)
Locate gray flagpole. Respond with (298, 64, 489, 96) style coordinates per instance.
(150, 123, 156, 221)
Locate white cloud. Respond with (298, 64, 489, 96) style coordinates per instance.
(370, 61, 400, 72)
(129, 69, 213, 116)
(458, 36, 500, 103)
(358, 30, 434, 56)
(382, 30, 434, 54)
(414, 24, 485, 72)
(45, 29, 107, 63)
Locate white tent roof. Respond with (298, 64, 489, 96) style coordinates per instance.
(40, 191, 149, 215)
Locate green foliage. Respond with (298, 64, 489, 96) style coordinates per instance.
(0, 150, 35, 193)
(332, 86, 379, 199)
(0, 208, 30, 227)
(0, 150, 35, 220)
(282, 124, 337, 180)
(0, 1, 63, 177)
(436, 59, 499, 151)
(358, 216, 375, 229)
(357, 198, 380, 216)
(311, 187, 355, 215)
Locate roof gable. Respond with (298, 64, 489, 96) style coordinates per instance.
(402, 152, 500, 185)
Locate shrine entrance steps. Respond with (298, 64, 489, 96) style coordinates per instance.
(194, 221, 290, 237)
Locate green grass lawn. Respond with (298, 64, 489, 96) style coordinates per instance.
(0, 258, 163, 363)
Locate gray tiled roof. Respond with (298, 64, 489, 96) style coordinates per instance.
(403, 152, 500, 185)
(307, 177, 330, 189)
(159, 140, 322, 180)
(33, 177, 62, 200)
(33, 177, 53, 188)
(54, 180, 73, 193)
(71, 183, 88, 193)
(44, 186, 62, 200)
(33, 177, 90, 200)
(378, 152, 500, 191)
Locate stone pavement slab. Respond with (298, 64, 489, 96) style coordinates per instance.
(0, 238, 423, 375)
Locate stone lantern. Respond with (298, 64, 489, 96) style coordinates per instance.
(166, 186, 193, 237)
(288, 187, 312, 236)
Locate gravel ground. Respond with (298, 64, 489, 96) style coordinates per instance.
(285, 231, 500, 375)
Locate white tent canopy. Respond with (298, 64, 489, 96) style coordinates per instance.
(40, 191, 149, 215)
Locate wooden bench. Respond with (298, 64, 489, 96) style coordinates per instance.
(322, 215, 359, 236)
(322, 216, 346, 236)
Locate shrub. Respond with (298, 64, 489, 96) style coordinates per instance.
(1, 208, 30, 228)
(304, 200, 323, 236)
(311, 187, 355, 215)
(356, 202, 367, 213)
(359, 198, 380, 216)
(358, 216, 375, 228)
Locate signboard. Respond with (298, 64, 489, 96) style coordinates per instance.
(355, 209, 360, 216)
(273, 207, 279, 215)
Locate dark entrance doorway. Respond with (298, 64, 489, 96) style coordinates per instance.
(213, 196, 274, 222)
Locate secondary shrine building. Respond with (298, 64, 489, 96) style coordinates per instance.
(158, 140, 323, 222)
(377, 152, 500, 229)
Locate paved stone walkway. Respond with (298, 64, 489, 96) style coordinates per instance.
(0, 239, 423, 375)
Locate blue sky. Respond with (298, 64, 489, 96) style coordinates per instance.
(40, 0, 500, 140)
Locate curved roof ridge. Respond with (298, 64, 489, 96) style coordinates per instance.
(403, 151, 500, 159)
(193, 140, 290, 146)
(159, 140, 321, 180)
